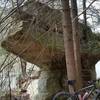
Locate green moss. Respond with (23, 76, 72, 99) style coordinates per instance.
(82, 32, 100, 54)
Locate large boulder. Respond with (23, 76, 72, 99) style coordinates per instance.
(1, 1, 100, 100)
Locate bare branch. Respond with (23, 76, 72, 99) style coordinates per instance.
(72, 0, 97, 22)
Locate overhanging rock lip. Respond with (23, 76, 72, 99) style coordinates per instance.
(1, 38, 64, 68)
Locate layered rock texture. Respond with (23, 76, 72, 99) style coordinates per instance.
(1, 1, 100, 100)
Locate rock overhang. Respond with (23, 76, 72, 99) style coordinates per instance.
(1, 1, 100, 69)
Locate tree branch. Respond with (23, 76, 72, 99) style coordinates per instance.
(72, 0, 97, 22)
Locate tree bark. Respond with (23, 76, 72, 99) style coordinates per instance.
(20, 59, 27, 77)
(61, 0, 77, 93)
(83, 0, 88, 43)
(71, 0, 83, 89)
(83, 0, 87, 26)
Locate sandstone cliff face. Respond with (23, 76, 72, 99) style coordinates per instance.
(1, 1, 93, 68)
(1, 1, 100, 99)
(1, 0, 99, 76)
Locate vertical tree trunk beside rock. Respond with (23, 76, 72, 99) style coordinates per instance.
(83, 0, 88, 43)
(20, 59, 27, 77)
(61, 0, 77, 93)
(71, 0, 83, 89)
(83, 0, 87, 26)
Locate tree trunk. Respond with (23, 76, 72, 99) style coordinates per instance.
(83, 0, 88, 43)
(71, 0, 83, 89)
(20, 59, 27, 77)
(61, 0, 77, 93)
(83, 0, 87, 26)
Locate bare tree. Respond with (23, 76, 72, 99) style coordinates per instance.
(83, 0, 87, 26)
(71, 0, 83, 89)
(20, 59, 27, 77)
(61, 0, 77, 93)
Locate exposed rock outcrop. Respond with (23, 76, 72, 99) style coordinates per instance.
(1, 1, 100, 99)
